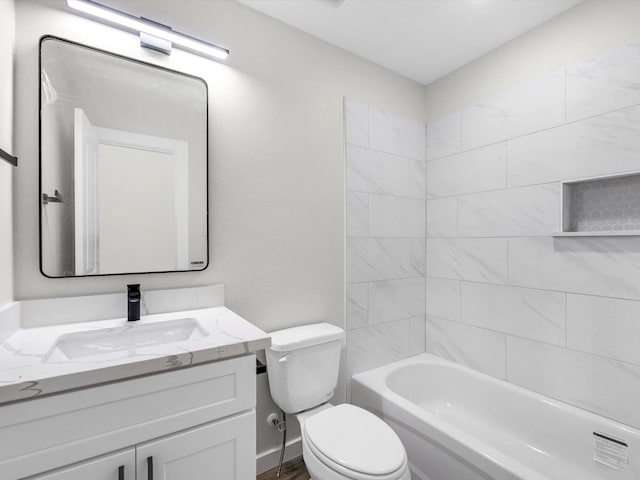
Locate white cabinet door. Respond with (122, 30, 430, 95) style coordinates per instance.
(24, 449, 135, 480)
(137, 411, 255, 480)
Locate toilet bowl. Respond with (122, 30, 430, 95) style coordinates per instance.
(265, 323, 411, 480)
(297, 404, 411, 480)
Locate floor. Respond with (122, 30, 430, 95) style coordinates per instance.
(257, 456, 310, 480)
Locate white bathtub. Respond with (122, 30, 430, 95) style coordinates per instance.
(351, 353, 640, 480)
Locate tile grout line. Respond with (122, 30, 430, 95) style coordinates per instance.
(502, 329, 640, 369)
(423, 274, 640, 304)
(564, 67, 568, 124)
(425, 99, 640, 164)
(347, 139, 425, 164)
(564, 292, 568, 349)
(504, 333, 508, 381)
(427, 312, 585, 361)
(506, 238, 510, 282)
(424, 179, 562, 202)
(458, 278, 462, 323)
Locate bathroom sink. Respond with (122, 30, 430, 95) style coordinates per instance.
(46, 318, 208, 361)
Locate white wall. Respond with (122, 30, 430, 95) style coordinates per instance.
(424, 2, 640, 429)
(0, 0, 14, 306)
(12, 0, 425, 470)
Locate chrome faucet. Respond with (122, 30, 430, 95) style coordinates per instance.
(127, 284, 141, 321)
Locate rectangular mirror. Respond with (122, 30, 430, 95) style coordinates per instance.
(40, 36, 208, 277)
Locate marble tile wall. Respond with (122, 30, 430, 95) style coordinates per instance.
(344, 99, 426, 383)
(425, 39, 640, 429)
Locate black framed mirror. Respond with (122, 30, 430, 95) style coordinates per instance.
(39, 36, 208, 277)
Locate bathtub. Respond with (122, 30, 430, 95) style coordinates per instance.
(351, 353, 640, 480)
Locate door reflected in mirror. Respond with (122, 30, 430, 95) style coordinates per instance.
(40, 37, 208, 277)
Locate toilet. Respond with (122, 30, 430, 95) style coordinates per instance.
(265, 323, 411, 480)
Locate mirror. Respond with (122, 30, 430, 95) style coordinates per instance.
(40, 36, 208, 277)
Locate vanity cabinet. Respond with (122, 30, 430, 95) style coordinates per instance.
(25, 449, 135, 480)
(1, 355, 257, 480)
(26, 412, 254, 480)
(137, 411, 255, 480)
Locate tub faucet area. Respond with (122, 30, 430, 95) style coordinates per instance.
(127, 284, 141, 321)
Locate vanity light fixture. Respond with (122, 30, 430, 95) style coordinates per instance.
(66, 0, 229, 60)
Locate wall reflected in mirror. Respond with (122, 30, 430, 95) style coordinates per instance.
(40, 37, 208, 277)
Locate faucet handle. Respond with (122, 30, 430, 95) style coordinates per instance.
(127, 284, 141, 297)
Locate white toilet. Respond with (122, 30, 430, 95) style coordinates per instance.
(265, 323, 411, 480)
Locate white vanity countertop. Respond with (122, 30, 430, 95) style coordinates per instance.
(0, 306, 271, 405)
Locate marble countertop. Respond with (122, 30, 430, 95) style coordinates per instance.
(0, 306, 270, 405)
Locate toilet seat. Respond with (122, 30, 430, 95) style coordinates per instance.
(303, 404, 407, 480)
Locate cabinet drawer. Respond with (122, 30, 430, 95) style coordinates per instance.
(0, 355, 255, 480)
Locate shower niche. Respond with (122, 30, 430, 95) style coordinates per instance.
(554, 171, 640, 236)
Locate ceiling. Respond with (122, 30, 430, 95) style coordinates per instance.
(237, 0, 584, 85)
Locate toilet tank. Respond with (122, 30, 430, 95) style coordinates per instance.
(265, 323, 344, 414)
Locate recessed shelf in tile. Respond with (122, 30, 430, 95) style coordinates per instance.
(559, 171, 640, 236)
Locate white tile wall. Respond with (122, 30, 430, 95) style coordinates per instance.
(460, 70, 566, 151)
(347, 237, 425, 283)
(508, 236, 640, 301)
(346, 191, 368, 237)
(507, 105, 640, 187)
(566, 41, 640, 122)
(346, 283, 368, 330)
(460, 282, 566, 346)
(457, 183, 560, 237)
(426, 143, 506, 198)
(369, 195, 425, 238)
(345, 98, 369, 148)
(425, 277, 460, 322)
(426, 238, 508, 283)
(426, 197, 457, 238)
(409, 316, 426, 355)
(346, 144, 414, 197)
(506, 336, 640, 428)
(345, 99, 426, 380)
(567, 294, 640, 366)
(368, 277, 425, 325)
(369, 106, 426, 161)
(426, 315, 506, 379)
(426, 111, 460, 161)
(425, 39, 640, 429)
(409, 159, 426, 199)
(347, 39, 640, 427)
(347, 318, 411, 376)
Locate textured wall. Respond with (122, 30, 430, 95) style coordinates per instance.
(344, 99, 426, 389)
(13, 0, 425, 321)
(425, 39, 640, 429)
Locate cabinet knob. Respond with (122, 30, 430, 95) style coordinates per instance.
(147, 456, 154, 480)
(118, 465, 125, 480)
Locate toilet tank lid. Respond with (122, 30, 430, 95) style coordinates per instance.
(268, 323, 344, 352)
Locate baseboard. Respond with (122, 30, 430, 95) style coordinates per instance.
(256, 436, 303, 475)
